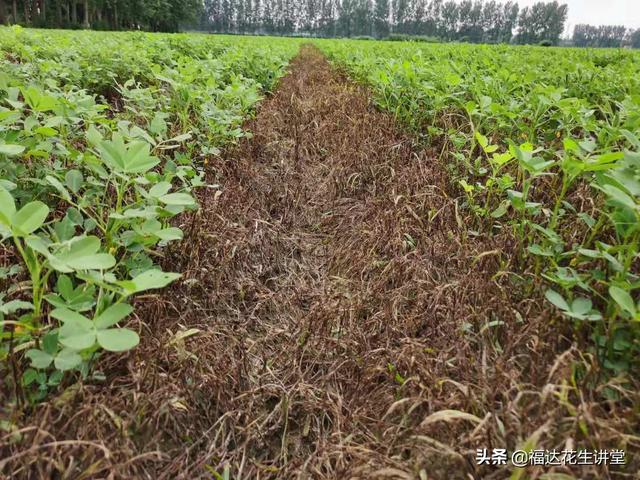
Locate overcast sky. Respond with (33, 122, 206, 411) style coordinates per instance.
(516, 0, 640, 31)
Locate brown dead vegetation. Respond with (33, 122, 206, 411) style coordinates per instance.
(1, 45, 638, 480)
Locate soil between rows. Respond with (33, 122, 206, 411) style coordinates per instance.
(3, 45, 637, 480)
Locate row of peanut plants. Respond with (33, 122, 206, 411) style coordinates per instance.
(318, 39, 640, 374)
(0, 27, 300, 404)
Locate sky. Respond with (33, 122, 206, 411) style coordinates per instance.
(516, 0, 640, 31)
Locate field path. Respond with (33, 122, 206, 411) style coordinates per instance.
(9, 45, 608, 479)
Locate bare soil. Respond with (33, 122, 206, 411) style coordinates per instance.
(2, 46, 638, 480)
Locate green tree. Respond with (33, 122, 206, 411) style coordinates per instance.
(439, 0, 458, 40)
(501, 1, 518, 43)
(2, 0, 577, 43)
(392, 0, 409, 33)
(631, 29, 640, 49)
(3, 0, 202, 31)
(517, 1, 567, 45)
(573, 24, 627, 48)
(338, 0, 355, 35)
(373, 0, 388, 37)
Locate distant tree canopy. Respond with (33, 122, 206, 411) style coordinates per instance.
(515, 0, 566, 44)
(573, 24, 627, 48)
(1, 0, 638, 49)
(632, 29, 640, 49)
(0, 0, 203, 32)
(201, 0, 570, 45)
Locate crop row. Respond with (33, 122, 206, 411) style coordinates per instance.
(0, 27, 299, 402)
(318, 39, 640, 372)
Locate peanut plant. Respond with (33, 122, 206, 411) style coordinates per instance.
(0, 27, 300, 402)
(318, 39, 640, 372)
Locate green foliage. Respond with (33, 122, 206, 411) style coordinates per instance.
(386, 34, 441, 43)
(573, 24, 627, 49)
(0, 28, 300, 403)
(200, 0, 559, 46)
(318, 38, 640, 371)
(4, 0, 203, 33)
(516, 1, 567, 45)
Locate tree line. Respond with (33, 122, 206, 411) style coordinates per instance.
(573, 24, 640, 49)
(0, 0, 202, 31)
(1, 0, 640, 48)
(203, 0, 572, 45)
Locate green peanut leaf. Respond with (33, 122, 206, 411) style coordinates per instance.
(98, 134, 159, 173)
(0, 186, 16, 225)
(0, 144, 25, 156)
(54, 348, 82, 371)
(59, 329, 95, 351)
(158, 192, 196, 206)
(24, 236, 52, 257)
(609, 286, 637, 317)
(545, 289, 569, 311)
(53, 308, 96, 350)
(11, 201, 50, 236)
(48, 236, 116, 273)
(46, 175, 72, 201)
(42, 332, 59, 355)
(22, 86, 57, 112)
(51, 307, 92, 325)
(96, 328, 139, 352)
(57, 275, 74, 300)
(94, 303, 134, 329)
(26, 349, 54, 369)
(68, 253, 115, 271)
(155, 227, 183, 241)
(86, 125, 103, 147)
(0, 300, 34, 315)
(118, 269, 181, 295)
(571, 297, 592, 315)
(598, 184, 637, 212)
(148, 181, 172, 198)
(65, 170, 84, 193)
